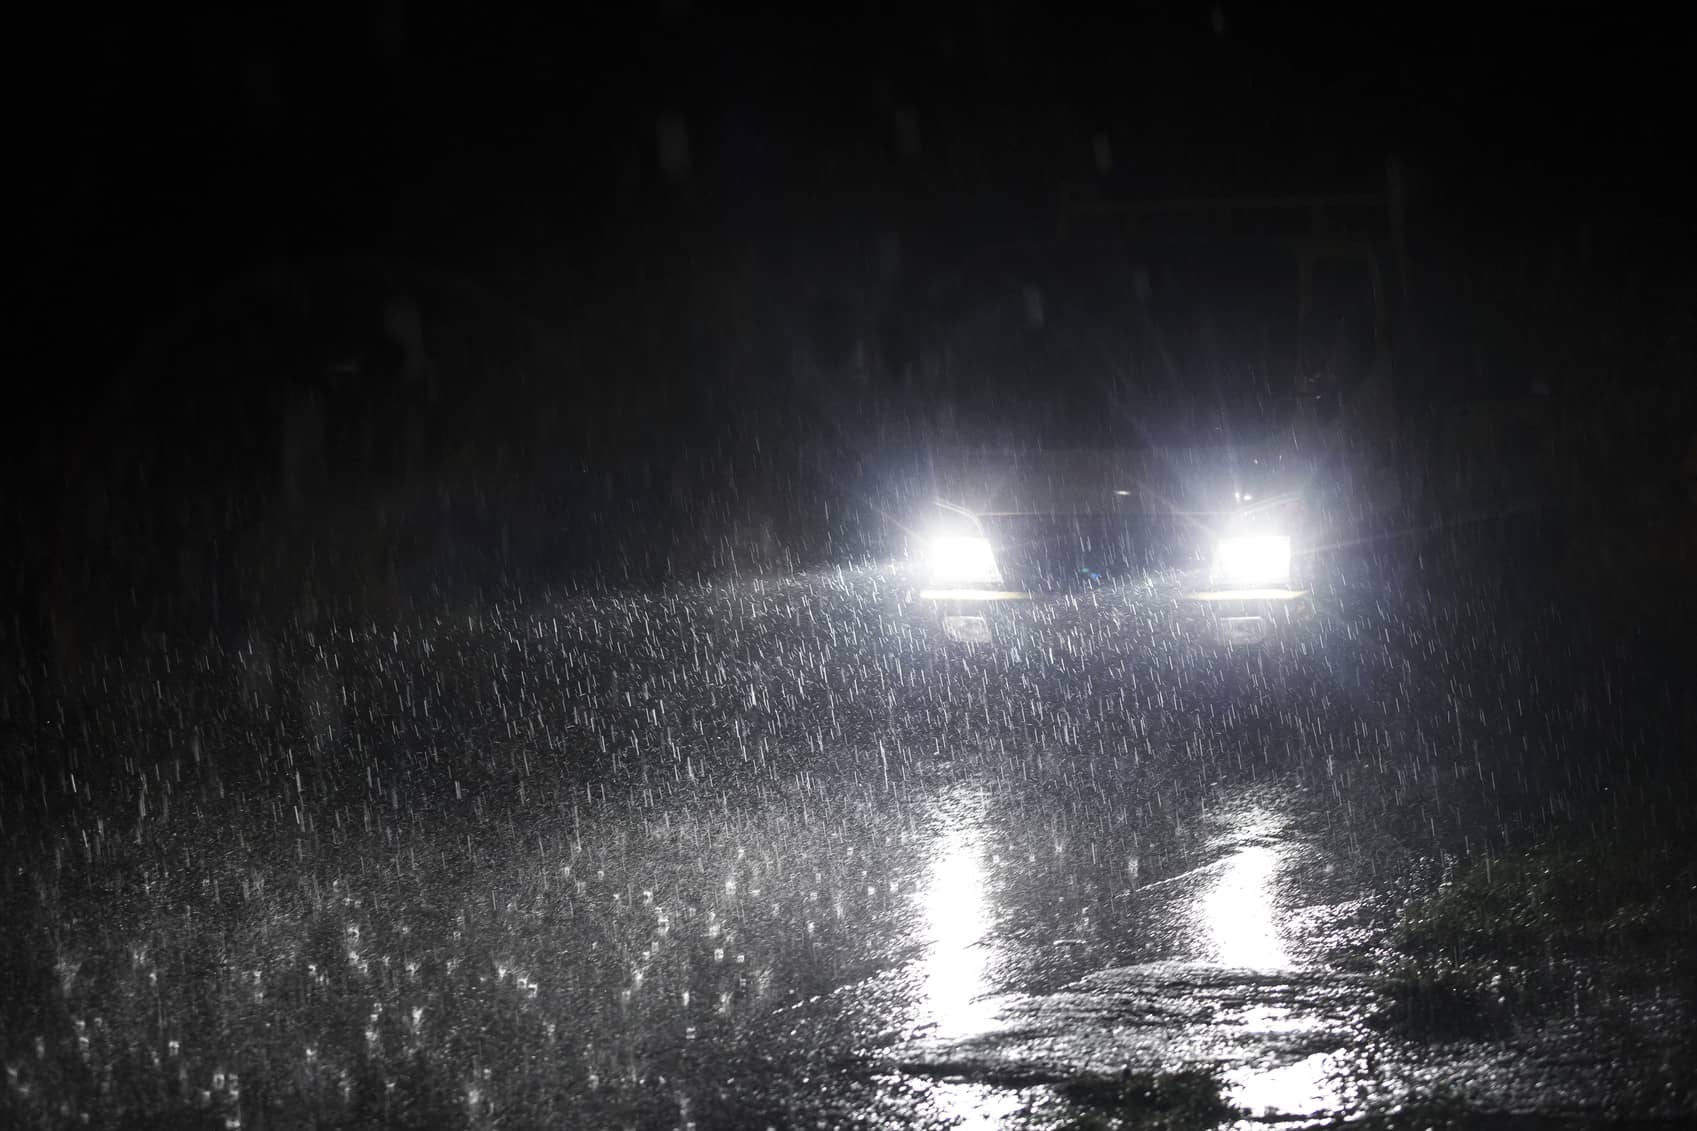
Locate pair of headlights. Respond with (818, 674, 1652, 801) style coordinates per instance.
(925, 532, 1292, 587)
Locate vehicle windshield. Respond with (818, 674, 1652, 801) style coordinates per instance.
(928, 238, 1375, 454)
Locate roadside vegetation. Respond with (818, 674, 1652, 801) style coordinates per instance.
(1379, 825, 1697, 1040)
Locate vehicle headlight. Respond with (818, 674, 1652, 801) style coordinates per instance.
(1213, 534, 1291, 587)
(927, 534, 1002, 585)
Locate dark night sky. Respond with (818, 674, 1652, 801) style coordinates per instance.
(5, 1, 1688, 649)
(14, 3, 1687, 434)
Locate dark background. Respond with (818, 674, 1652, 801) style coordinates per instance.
(7, 2, 1693, 663)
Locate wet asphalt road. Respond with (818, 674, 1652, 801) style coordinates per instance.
(3, 535, 1694, 1128)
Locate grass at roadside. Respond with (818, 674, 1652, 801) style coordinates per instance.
(1377, 825, 1697, 1039)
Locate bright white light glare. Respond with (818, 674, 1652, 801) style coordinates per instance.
(1225, 1052, 1346, 1120)
(1213, 535, 1291, 587)
(1201, 844, 1289, 969)
(921, 828, 996, 1040)
(925, 1080, 1028, 1130)
(928, 535, 1001, 585)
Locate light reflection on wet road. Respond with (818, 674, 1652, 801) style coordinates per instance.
(886, 786, 1377, 1125)
(1224, 1051, 1346, 1124)
(919, 815, 1000, 1044)
(6, 555, 1694, 1127)
(1201, 832, 1288, 971)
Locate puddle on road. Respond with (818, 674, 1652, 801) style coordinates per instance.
(888, 790, 1387, 1126)
(919, 822, 1004, 1043)
(923, 1078, 1038, 1130)
(870, 784, 1689, 1127)
(1201, 840, 1289, 970)
(1224, 1051, 1352, 1124)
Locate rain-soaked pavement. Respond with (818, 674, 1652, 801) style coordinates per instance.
(3, 532, 1694, 1128)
